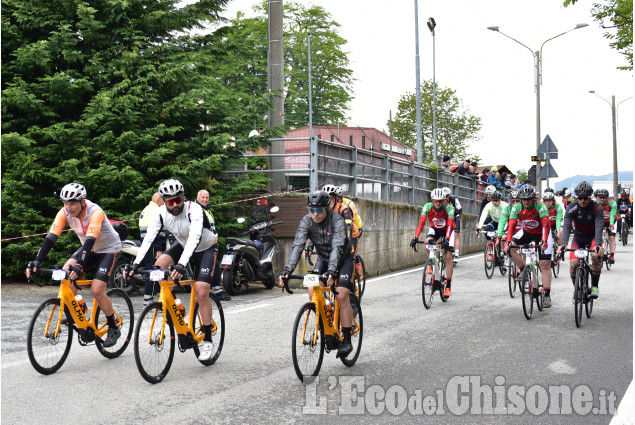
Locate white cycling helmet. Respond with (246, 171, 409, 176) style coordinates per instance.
(158, 179, 184, 197)
(485, 185, 496, 195)
(442, 187, 452, 197)
(322, 184, 338, 197)
(334, 186, 345, 197)
(60, 183, 87, 201)
(509, 190, 519, 200)
(431, 188, 446, 200)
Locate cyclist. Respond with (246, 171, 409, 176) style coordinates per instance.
(478, 185, 497, 217)
(26, 183, 123, 347)
(442, 187, 462, 260)
(279, 190, 355, 358)
(496, 190, 521, 246)
(476, 191, 508, 261)
(127, 179, 219, 361)
(616, 190, 632, 240)
(337, 186, 364, 254)
(543, 191, 564, 248)
(558, 181, 604, 299)
(504, 185, 553, 307)
(410, 188, 456, 297)
(594, 188, 617, 264)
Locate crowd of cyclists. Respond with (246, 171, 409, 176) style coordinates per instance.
(26, 177, 631, 364)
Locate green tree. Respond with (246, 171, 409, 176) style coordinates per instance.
(564, 0, 633, 70)
(516, 169, 529, 183)
(1, 0, 272, 278)
(390, 80, 482, 163)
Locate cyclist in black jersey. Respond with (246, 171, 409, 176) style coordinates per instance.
(558, 181, 604, 299)
(616, 191, 632, 239)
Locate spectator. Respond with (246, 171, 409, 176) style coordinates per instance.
(431, 154, 452, 172)
(479, 168, 490, 183)
(196, 189, 231, 301)
(456, 159, 471, 176)
(499, 172, 508, 187)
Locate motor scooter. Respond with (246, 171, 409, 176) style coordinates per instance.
(220, 206, 282, 295)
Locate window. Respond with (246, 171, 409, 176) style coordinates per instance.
(362, 136, 366, 150)
(349, 135, 353, 146)
(331, 135, 334, 142)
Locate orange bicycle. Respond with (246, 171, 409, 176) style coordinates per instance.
(26, 265, 133, 375)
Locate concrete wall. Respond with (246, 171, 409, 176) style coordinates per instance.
(273, 196, 484, 278)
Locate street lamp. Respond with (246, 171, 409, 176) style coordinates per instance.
(487, 23, 588, 192)
(588, 90, 633, 197)
(427, 17, 437, 162)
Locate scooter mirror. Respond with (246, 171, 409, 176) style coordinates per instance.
(270, 206, 279, 213)
(237, 217, 246, 224)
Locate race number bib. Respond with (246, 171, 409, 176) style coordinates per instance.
(52, 269, 66, 281)
(303, 274, 320, 287)
(150, 270, 165, 281)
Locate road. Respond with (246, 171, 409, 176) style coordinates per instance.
(1, 244, 632, 424)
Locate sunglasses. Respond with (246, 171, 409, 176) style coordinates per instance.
(596, 196, 607, 200)
(511, 200, 521, 204)
(578, 196, 590, 201)
(308, 207, 325, 214)
(165, 197, 183, 207)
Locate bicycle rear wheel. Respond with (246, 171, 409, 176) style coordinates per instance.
(521, 268, 533, 320)
(134, 302, 175, 384)
(421, 259, 434, 309)
(353, 255, 366, 301)
(552, 251, 560, 278)
(340, 294, 363, 367)
(439, 260, 449, 302)
(95, 288, 134, 358)
(508, 266, 518, 298)
(192, 293, 225, 366)
(603, 240, 611, 270)
(484, 242, 495, 279)
(574, 268, 584, 328)
(27, 298, 73, 375)
(292, 302, 324, 383)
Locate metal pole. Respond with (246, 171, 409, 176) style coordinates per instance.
(611, 95, 618, 198)
(432, 27, 437, 161)
(308, 33, 317, 191)
(389, 110, 393, 158)
(534, 50, 541, 192)
(414, 0, 422, 164)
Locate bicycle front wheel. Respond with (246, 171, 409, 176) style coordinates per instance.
(622, 221, 629, 246)
(95, 288, 134, 358)
(535, 268, 544, 312)
(552, 251, 560, 278)
(574, 268, 585, 328)
(484, 242, 495, 279)
(421, 259, 434, 309)
(604, 240, 612, 270)
(291, 302, 324, 383)
(521, 268, 533, 320)
(192, 293, 225, 366)
(340, 294, 363, 367)
(27, 298, 73, 375)
(353, 255, 366, 300)
(439, 259, 449, 302)
(134, 302, 175, 384)
(585, 270, 594, 319)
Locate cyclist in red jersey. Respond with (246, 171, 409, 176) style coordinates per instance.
(504, 185, 554, 307)
(410, 188, 456, 297)
(594, 188, 617, 263)
(558, 181, 604, 299)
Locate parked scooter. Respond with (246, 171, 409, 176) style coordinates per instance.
(220, 206, 282, 295)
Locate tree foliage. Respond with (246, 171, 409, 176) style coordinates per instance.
(1, 0, 274, 277)
(564, 0, 633, 70)
(389, 80, 482, 164)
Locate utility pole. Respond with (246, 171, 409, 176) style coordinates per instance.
(268, 0, 285, 191)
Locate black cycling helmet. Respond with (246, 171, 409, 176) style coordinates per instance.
(594, 188, 609, 197)
(518, 185, 536, 199)
(621, 191, 629, 198)
(544, 187, 554, 193)
(306, 190, 330, 208)
(490, 191, 503, 200)
(574, 181, 594, 198)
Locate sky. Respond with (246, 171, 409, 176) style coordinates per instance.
(217, 0, 634, 185)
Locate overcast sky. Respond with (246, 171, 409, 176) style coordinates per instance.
(219, 0, 633, 184)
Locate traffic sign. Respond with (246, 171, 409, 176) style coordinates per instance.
(537, 134, 558, 159)
(531, 156, 546, 162)
(538, 162, 558, 179)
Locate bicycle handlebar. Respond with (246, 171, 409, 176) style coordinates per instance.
(27, 264, 81, 290)
(280, 274, 339, 296)
(127, 265, 183, 287)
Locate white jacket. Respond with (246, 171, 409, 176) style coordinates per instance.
(134, 201, 217, 266)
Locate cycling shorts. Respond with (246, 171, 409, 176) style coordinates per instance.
(570, 234, 597, 261)
(70, 248, 118, 282)
(454, 214, 461, 233)
(311, 253, 355, 293)
(426, 227, 455, 248)
(510, 229, 551, 260)
(602, 222, 616, 237)
(164, 243, 217, 284)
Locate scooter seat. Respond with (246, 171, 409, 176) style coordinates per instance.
(226, 237, 259, 248)
(122, 239, 141, 248)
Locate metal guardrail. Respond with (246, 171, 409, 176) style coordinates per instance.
(226, 136, 508, 215)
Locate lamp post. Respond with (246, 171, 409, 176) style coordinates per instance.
(588, 91, 633, 197)
(427, 17, 437, 162)
(414, 0, 422, 164)
(487, 23, 588, 193)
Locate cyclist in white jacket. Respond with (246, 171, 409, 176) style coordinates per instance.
(476, 191, 509, 238)
(129, 179, 219, 361)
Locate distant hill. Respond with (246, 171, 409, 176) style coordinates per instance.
(555, 171, 633, 191)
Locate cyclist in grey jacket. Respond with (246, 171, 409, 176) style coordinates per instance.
(279, 190, 355, 358)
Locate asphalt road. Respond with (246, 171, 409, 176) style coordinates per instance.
(1, 244, 633, 424)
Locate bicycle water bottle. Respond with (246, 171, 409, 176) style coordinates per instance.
(175, 298, 186, 318)
(325, 298, 333, 317)
(75, 295, 87, 314)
